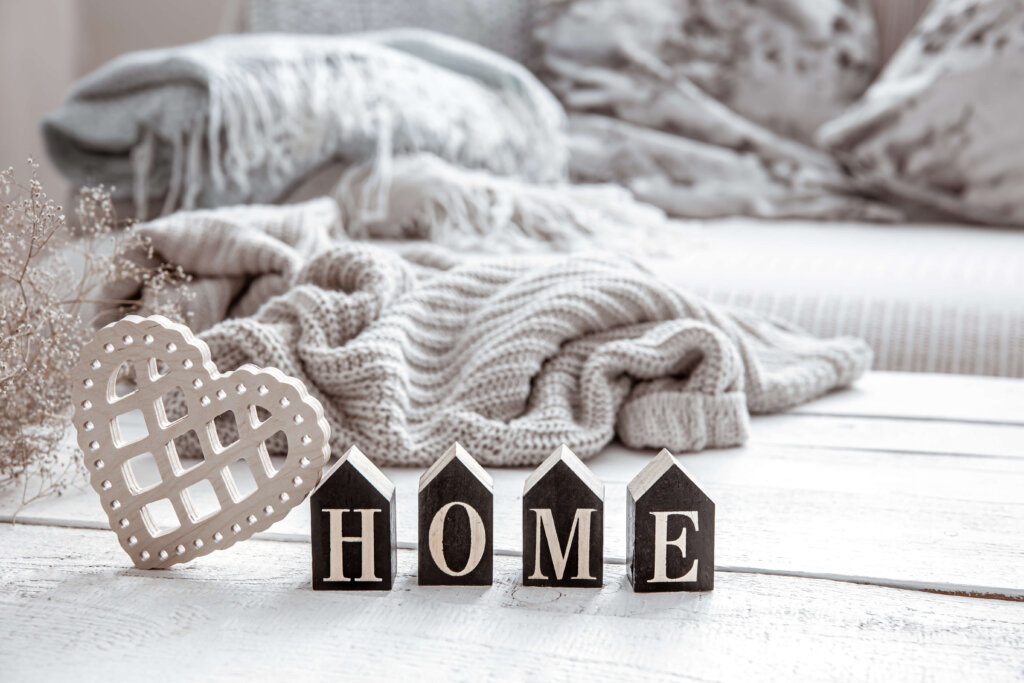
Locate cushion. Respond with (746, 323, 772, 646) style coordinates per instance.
(535, 0, 880, 143)
(532, 0, 893, 222)
(820, 0, 1024, 226)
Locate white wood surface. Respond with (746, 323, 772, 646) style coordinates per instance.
(2, 371, 1023, 680)
(753, 413, 1024, 459)
(8, 429, 1021, 596)
(791, 372, 1024, 425)
(2, 525, 1022, 682)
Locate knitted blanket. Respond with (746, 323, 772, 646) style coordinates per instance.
(123, 199, 872, 466)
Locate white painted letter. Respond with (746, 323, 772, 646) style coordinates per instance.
(428, 501, 486, 577)
(529, 508, 596, 580)
(324, 508, 381, 582)
(650, 510, 698, 582)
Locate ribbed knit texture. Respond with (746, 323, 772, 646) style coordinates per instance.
(652, 219, 1024, 378)
(125, 199, 872, 466)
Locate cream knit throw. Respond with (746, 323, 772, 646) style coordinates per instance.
(124, 199, 872, 466)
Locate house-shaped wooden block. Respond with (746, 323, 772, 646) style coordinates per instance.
(310, 446, 397, 591)
(627, 449, 715, 592)
(418, 443, 494, 586)
(522, 445, 604, 588)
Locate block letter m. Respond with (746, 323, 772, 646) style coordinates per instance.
(529, 508, 596, 581)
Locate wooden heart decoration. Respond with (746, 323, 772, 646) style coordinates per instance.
(70, 315, 331, 569)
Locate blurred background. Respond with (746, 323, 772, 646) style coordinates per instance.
(3, 0, 1022, 380)
(0, 0, 235, 194)
(0, 0, 929, 198)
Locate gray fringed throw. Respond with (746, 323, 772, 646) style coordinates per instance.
(44, 21, 906, 228)
(43, 30, 567, 218)
(44, 29, 674, 250)
(120, 199, 872, 466)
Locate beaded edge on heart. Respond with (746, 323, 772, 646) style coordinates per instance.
(70, 315, 332, 569)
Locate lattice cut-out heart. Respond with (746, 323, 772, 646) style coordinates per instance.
(71, 315, 331, 569)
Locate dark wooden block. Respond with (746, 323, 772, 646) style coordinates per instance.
(310, 445, 396, 591)
(522, 445, 604, 588)
(627, 449, 715, 592)
(418, 443, 494, 586)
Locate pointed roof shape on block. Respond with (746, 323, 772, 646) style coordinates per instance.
(419, 442, 493, 493)
(627, 449, 711, 502)
(524, 444, 603, 499)
(314, 445, 394, 499)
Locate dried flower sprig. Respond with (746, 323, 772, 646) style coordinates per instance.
(0, 159, 193, 517)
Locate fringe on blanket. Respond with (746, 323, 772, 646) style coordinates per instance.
(332, 152, 679, 254)
(130, 57, 564, 220)
(49, 33, 566, 219)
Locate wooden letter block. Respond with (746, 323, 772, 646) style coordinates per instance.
(310, 446, 396, 591)
(418, 443, 494, 586)
(522, 445, 604, 588)
(627, 449, 715, 592)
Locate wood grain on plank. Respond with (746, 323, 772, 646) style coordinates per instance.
(4, 439, 1022, 597)
(1, 524, 1021, 682)
(791, 372, 1024, 425)
(751, 414, 1024, 459)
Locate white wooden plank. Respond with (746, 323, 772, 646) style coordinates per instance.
(1, 524, 1021, 682)
(5, 440, 1022, 597)
(793, 372, 1024, 425)
(751, 413, 1024, 459)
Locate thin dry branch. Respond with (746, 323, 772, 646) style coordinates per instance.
(0, 159, 193, 518)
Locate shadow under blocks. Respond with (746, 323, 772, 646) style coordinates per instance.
(627, 449, 715, 592)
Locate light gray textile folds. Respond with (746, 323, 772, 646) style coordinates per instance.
(125, 199, 871, 465)
(43, 31, 566, 216)
(820, 0, 1024, 227)
(534, 0, 901, 221)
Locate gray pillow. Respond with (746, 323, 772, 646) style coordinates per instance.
(532, 0, 892, 221)
(535, 0, 880, 144)
(819, 0, 1024, 226)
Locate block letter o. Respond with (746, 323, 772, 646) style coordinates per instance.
(428, 501, 486, 577)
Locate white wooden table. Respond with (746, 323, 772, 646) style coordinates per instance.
(2, 371, 1022, 681)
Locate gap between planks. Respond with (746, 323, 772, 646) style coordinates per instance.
(789, 412, 1024, 429)
(789, 372, 1024, 427)
(751, 413, 1024, 460)
(757, 441, 1020, 462)
(5, 524, 1023, 682)
(3, 439, 1022, 600)
(5, 515, 1021, 602)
